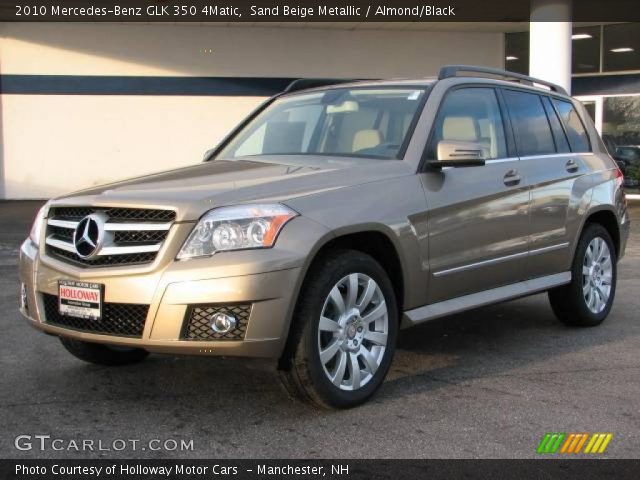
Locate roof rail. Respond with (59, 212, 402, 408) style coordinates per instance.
(283, 78, 356, 94)
(438, 65, 568, 96)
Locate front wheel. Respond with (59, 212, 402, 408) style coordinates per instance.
(549, 223, 617, 327)
(281, 250, 398, 409)
(60, 337, 149, 366)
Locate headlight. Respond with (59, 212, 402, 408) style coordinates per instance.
(29, 202, 50, 246)
(177, 204, 298, 259)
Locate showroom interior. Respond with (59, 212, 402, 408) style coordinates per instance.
(0, 17, 639, 199)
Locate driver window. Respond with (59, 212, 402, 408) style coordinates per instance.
(429, 87, 507, 160)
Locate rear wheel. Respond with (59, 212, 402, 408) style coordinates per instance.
(281, 250, 398, 409)
(548, 223, 617, 327)
(60, 337, 149, 366)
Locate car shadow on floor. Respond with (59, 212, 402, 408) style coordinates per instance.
(375, 290, 637, 406)
(28, 289, 634, 419)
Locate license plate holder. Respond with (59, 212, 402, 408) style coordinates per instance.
(58, 280, 103, 321)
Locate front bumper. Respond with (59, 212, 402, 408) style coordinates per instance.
(18, 216, 329, 358)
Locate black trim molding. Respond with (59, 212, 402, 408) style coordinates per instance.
(0, 75, 296, 96)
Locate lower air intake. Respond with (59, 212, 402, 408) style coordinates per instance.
(182, 304, 251, 341)
(42, 293, 148, 338)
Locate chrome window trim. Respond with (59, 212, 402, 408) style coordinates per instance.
(518, 152, 593, 161)
(484, 157, 519, 164)
(440, 152, 594, 168)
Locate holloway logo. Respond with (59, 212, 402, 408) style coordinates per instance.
(537, 433, 613, 454)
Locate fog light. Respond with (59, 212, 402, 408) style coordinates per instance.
(20, 283, 28, 312)
(210, 312, 237, 334)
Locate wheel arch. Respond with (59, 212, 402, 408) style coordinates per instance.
(576, 207, 621, 259)
(278, 225, 407, 369)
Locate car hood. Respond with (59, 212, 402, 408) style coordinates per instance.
(53, 156, 414, 221)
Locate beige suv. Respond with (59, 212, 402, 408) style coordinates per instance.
(19, 66, 630, 408)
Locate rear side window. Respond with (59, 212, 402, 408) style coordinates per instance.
(503, 90, 555, 157)
(553, 99, 591, 152)
(541, 97, 571, 153)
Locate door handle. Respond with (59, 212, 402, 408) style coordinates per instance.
(566, 159, 579, 173)
(503, 169, 521, 186)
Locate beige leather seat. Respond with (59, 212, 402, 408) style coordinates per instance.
(442, 116, 477, 142)
(352, 129, 383, 152)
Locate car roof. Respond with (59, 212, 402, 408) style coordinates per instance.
(282, 76, 571, 100)
(282, 78, 438, 96)
(283, 65, 571, 98)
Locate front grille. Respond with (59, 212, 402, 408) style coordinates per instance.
(50, 207, 176, 223)
(182, 304, 252, 341)
(49, 248, 158, 267)
(42, 293, 148, 338)
(45, 206, 175, 268)
(48, 225, 74, 242)
(113, 230, 168, 244)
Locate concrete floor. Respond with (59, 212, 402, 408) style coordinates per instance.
(1, 200, 638, 459)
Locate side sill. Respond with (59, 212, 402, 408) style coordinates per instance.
(401, 272, 571, 328)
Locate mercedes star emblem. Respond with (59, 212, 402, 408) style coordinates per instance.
(73, 214, 106, 259)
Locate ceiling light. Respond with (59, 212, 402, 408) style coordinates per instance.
(572, 33, 593, 40)
(505, 56, 518, 61)
(610, 47, 634, 53)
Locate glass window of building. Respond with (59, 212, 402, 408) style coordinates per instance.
(603, 96, 640, 155)
(572, 26, 601, 74)
(603, 23, 640, 72)
(505, 32, 529, 75)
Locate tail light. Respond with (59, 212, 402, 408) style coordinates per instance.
(614, 167, 627, 208)
(615, 167, 624, 188)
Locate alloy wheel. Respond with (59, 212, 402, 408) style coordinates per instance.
(317, 273, 389, 391)
(582, 236, 613, 314)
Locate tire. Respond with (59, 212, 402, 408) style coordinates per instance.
(60, 337, 149, 366)
(281, 249, 398, 409)
(548, 223, 617, 327)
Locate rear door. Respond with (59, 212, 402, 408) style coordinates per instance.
(502, 89, 592, 279)
(419, 86, 530, 303)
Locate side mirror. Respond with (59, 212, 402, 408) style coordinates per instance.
(427, 140, 487, 168)
(202, 147, 217, 162)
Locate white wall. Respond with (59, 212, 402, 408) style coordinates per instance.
(0, 23, 504, 199)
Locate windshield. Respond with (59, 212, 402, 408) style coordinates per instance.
(217, 87, 427, 160)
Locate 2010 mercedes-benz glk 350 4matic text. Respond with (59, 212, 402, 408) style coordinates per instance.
(19, 66, 630, 408)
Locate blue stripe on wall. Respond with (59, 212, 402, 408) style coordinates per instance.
(0, 75, 297, 96)
(2, 73, 638, 97)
